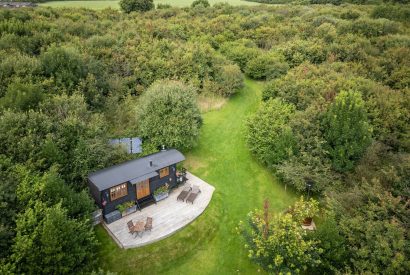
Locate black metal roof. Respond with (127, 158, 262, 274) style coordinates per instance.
(88, 149, 185, 191)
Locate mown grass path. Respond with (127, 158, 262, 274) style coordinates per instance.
(96, 79, 296, 274)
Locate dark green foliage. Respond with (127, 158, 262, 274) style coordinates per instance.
(0, 4, 408, 274)
(40, 46, 86, 90)
(310, 212, 347, 273)
(371, 4, 410, 22)
(219, 41, 259, 71)
(329, 181, 410, 273)
(245, 52, 289, 80)
(12, 202, 97, 274)
(191, 0, 211, 8)
(136, 80, 202, 151)
(239, 199, 322, 273)
(322, 90, 372, 172)
(120, 0, 154, 13)
(0, 81, 43, 111)
(246, 99, 296, 167)
(0, 156, 19, 258)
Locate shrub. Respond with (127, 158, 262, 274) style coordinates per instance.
(136, 80, 202, 151)
(214, 64, 244, 96)
(239, 200, 322, 274)
(40, 46, 86, 90)
(0, 82, 44, 111)
(220, 41, 260, 71)
(246, 98, 296, 167)
(191, 0, 210, 8)
(120, 0, 154, 13)
(245, 52, 289, 80)
(322, 90, 372, 172)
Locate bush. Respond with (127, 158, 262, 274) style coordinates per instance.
(191, 0, 210, 8)
(136, 80, 202, 150)
(322, 90, 372, 172)
(245, 52, 289, 80)
(40, 46, 86, 90)
(220, 41, 260, 71)
(120, 0, 154, 13)
(0, 82, 44, 111)
(239, 199, 322, 274)
(246, 98, 296, 167)
(214, 64, 244, 96)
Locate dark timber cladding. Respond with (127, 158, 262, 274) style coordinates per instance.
(88, 149, 185, 218)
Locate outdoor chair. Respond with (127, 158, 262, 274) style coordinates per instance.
(186, 185, 201, 204)
(145, 217, 153, 232)
(127, 220, 137, 235)
(177, 185, 192, 202)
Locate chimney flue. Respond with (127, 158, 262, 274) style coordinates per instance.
(149, 160, 153, 167)
(161, 145, 166, 151)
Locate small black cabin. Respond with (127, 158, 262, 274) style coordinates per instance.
(88, 149, 185, 219)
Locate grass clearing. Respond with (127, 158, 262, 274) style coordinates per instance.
(96, 79, 296, 274)
(40, 0, 260, 9)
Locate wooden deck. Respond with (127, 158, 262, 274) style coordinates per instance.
(104, 172, 215, 249)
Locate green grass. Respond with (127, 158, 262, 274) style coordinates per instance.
(40, 0, 259, 10)
(95, 79, 296, 274)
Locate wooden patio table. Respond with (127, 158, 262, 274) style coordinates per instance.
(134, 221, 145, 237)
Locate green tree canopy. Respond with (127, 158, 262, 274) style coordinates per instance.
(239, 199, 322, 274)
(246, 98, 296, 167)
(136, 80, 202, 151)
(120, 0, 154, 13)
(191, 0, 210, 8)
(322, 90, 372, 172)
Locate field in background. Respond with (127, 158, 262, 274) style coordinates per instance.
(40, 0, 260, 9)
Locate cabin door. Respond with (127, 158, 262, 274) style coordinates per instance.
(136, 179, 150, 199)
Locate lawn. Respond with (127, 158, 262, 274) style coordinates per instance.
(40, 0, 260, 9)
(95, 79, 297, 274)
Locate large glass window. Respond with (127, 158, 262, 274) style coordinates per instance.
(110, 183, 128, 201)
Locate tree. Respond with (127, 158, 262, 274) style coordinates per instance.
(322, 90, 372, 172)
(120, 0, 154, 13)
(239, 199, 322, 274)
(310, 211, 348, 273)
(246, 98, 296, 167)
(11, 202, 98, 274)
(245, 52, 289, 80)
(0, 156, 20, 258)
(40, 46, 86, 90)
(191, 0, 210, 8)
(136, 80, 202, 151)
(0, 82, 44, 111)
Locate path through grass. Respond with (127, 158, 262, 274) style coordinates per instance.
(95, 79, 296, 274)
(40, 0, 259, 10)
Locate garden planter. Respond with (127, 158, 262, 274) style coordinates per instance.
(302, 217, 313, 226)
(154, 192, 169, 202)
(121, 205, 137, 217)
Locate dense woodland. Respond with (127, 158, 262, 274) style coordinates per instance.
(0, 2, 409, 274)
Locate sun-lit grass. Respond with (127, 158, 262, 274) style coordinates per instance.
(95, 79, 297, 274)
(40, 0, 260, 10)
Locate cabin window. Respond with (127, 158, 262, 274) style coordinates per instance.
(159, 167, 169, 178)
(110, 183, 128, 201)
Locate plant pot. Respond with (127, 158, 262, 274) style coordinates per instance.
(302, 217, 313, 226)
(121, 205, 137, 217)
(154, 192, 169, 202)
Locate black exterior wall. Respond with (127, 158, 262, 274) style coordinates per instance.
(98, 164, 178, 216)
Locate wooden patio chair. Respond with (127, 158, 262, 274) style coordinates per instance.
(186, 185, 201, 204)
(127, 220, 137, 235)
(177, 185, 192, 202)
(145, 217, 153, 232)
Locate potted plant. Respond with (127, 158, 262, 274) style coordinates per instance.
(292, 196, 319, 226)
(116, 201, 137, 217)
(153, 183, 169, 202)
